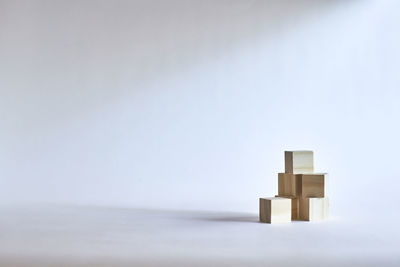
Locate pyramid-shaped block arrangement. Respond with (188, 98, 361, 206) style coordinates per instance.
(259, 150, 329, 223)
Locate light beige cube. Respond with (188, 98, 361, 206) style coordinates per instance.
(278, 173, 301, 197)
(297, 173, 328, 198)
(285, 151, 314, 174)
(259, 197, 291, 224)
(299, 197, 329, 221)
(275, 195, 300, 220)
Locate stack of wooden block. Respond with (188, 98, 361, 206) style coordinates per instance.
(259, 151, 329, 224)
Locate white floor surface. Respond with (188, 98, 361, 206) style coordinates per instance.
(0, 205, 399, 266)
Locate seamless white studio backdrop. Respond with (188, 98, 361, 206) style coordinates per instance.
(0, 0, 400, 219)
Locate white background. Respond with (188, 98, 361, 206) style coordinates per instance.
(1, 1, 400, 265)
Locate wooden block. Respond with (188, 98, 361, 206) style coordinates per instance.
(259, 197, 291, 224)
(285, 151, 314, 174)
(275, 195, 299, 220)
(297, 173, 328, 198)
(299, 197, 329, 221)
(278, 173, 301, 197)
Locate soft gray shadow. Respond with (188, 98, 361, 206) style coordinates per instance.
(93, 205, 260, 224)
(0, 204, 260, 226)
(196, 215, 259, 223)
(125, 206, 260, 223)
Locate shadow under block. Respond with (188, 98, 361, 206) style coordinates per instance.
(275, 195, 299, 220)
(259, 197, 291, 224)
(299, 197, 329, 221)
(285, 151, 314, 174)
(278, 173, 301, 197)
(297, 174, 328, 198)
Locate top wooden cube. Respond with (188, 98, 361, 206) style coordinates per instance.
(285, 151, 314, 174)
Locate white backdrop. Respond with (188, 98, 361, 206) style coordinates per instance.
(1, 0, 400, 219)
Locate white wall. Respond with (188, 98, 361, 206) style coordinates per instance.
(1, 0, 399, 216)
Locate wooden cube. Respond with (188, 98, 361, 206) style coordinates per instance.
(259, 197, 291, 224)
(285, 151, 314, 174)
(297, 173, 328, 198)
(278, 173, 301, 197)
(299, 197, 329, 221)
(275, 195, 299, 220)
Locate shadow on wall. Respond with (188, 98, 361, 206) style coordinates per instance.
(0, 0, 343, 132)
